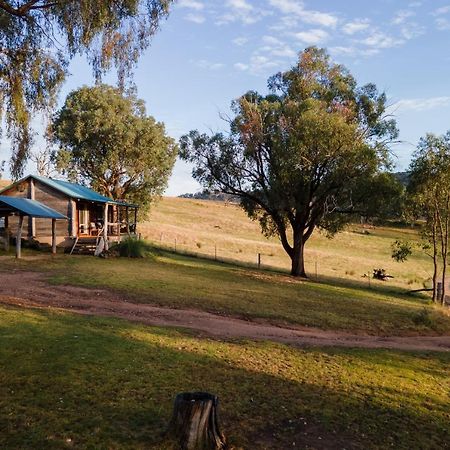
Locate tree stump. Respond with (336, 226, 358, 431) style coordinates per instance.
(168, 392, 226, 450)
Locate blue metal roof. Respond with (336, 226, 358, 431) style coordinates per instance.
(0, 175, 137, 207)
(33, 175, 116, 204)
(0, 196, 67, 219)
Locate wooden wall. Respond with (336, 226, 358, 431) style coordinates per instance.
(2, 180, 30, 237)
(2, 178, 71, 244)
(34, 181, 71, 237)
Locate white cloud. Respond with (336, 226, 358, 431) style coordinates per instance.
(392, 10, 415, 25)
(293, 29, 329, 45)
(185, 13, 206, 23)
(329, 46, 379, 58)
(395, 97, 450, 112)
(436, 17, 450, 30)
(232, 36, 249, 46)
(269, 0, 338, 28)
(400, 22, 425, 40)
(234, 54, 280, 74)
(258, 36, 296, 58)
(360, 31, 404, 49)
(228, 0, 252, 12)
(178, 0, 204, 10)
(432, 5, 450, 16)
(217, 0, 268, 25)
(234, 62, 249, 71)
(262, 35, 283, 46)
(194, 59, 226, 70)
(342, 19, 370, 35)
(329, 46, 356, 56)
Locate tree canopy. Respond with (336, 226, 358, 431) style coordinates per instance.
(51, 84, 177, 214)
(180, 47, 398, 277)
(0, 0, 173, 178)
(407, 132, 450, 304)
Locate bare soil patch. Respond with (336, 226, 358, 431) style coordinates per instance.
(1, 271, 449, 352)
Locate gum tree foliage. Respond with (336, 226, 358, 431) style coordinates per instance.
(180, 48, 398, 277)
(350, 172, 405, 223)
(51, 84, 177, 215)
(407, 133, 450, 304)
(0, 0, 173, 178)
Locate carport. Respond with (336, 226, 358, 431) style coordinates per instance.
(0, 196, 67, 258)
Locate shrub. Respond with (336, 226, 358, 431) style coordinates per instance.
(114, 238, 153, 258)
(412, 308, 433, 327)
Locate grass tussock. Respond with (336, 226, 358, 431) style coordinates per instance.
(113, 238, 155, 258)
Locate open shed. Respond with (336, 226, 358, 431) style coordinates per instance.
(0, 195, 67, 258)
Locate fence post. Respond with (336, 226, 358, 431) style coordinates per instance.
(437, 282, 443, 300)
(258, 253, 261, 269)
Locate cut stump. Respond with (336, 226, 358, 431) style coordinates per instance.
(168, 392, 226, 450)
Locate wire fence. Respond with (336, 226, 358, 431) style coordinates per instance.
(146, 233, 292, 275)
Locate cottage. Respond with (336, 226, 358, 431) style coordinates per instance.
(0, 175, 138, 254)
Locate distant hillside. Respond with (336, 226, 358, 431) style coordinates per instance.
(180, 172, 410, 201)
(393, 172, 409, 187)
(179, 191, 239, 203)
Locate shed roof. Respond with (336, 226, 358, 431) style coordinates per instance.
(0, 175, 137, 207)
(0, 196, 67, 219)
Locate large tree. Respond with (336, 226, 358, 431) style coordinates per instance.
(407, 133, 450, 305)
(180, 47, 398, 277)
(0, 0, 173, 178)
(51, 84, 177, 214)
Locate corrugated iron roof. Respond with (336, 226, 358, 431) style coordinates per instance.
(0, 175, 137, 207)
(0, 196, 67, 219)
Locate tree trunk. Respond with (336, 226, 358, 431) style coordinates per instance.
(168, 392, 226, 450)
(432, 213, 439, 302)
(291, 231, 307, 278)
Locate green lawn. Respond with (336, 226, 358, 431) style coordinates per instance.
(0, 306, 449, 449)
(2, 249, 450, 336)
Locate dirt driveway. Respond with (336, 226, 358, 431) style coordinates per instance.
(1, 271, 449, 352)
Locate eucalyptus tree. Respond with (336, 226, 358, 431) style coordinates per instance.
(408, 133, 450, 304)
(180, 47, 398, 277)
(51, 84, 177, 215)
(0, 0, 173, 177)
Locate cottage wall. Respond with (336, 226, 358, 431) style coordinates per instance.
(2, 180, 30, 238)
(2, 178, 72, 246)
(34, 182, 71, 238)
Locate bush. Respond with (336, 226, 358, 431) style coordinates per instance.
(113, 238, 153, 258)
(412, 308, 433, 327)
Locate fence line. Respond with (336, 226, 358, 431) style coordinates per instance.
(146, 235, 292, 275)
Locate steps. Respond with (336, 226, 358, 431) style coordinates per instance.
(69, 237, 98, 255)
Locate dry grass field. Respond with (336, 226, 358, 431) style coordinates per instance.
(140, 197, 431, 291)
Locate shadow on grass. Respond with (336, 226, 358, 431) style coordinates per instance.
(0, 308, 449, 450)
(152, 246, 429, 304)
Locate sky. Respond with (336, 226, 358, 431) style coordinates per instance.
(2, 0, 450, 195)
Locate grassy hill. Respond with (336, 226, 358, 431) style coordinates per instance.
(0, 179, 11, 189)
(141, 197, 431, 291)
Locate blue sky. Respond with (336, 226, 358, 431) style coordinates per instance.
(2, 0, 450, 195)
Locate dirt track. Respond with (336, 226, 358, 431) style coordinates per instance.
(1, 271, 449, 352)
